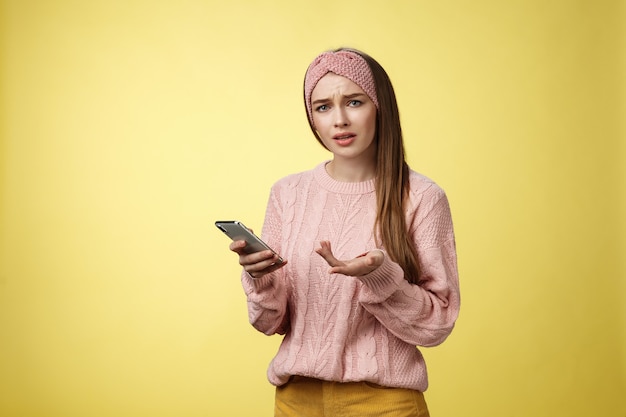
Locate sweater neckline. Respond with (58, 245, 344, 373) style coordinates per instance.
(314, 161, 376, 195)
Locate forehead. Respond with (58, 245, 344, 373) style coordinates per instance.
(311, 72, 366, 99)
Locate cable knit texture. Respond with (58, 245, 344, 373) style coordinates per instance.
(241, 162, 460, 392)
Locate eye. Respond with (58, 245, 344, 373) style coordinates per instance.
(315, 104, 329, 112)
(348, 100, 362, 107)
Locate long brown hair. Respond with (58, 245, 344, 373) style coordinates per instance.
(304, 48, 421, 284)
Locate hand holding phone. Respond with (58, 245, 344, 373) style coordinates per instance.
(215, 220, 284, 264)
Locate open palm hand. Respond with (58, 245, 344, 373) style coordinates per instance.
(315, 240, 384, 277)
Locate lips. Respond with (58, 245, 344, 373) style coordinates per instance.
(332, 132, 356, 146)
(333, 132, 355, 140)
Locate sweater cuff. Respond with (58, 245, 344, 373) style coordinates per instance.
(242, 270, 275, 293)
(357, 252, 405, 303)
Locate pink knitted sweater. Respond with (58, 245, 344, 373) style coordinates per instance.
(241, 162, 460, 392)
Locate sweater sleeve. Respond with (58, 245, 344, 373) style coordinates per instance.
(240, 184, 290, 336)
(357, 186, 460, 347)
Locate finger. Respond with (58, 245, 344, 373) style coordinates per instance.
(246, 255, 285, 277)
(264, 259, 288, 274)
(328, 266, 346, 275)
(239, 250, 276, 267)
(329, 263, 360, 276)
(229, 240, 247, 253)
(329, 259, 361, 275)
(315, 241, 343, 267)
(330, 256, 377, 277)
(249, 263, 285, 279)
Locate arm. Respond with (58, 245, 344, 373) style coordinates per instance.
(316, 188, 460, 347)
(238, 186, 290, 336)
(359, 191, 460, 347)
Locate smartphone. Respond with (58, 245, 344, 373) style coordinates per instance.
(215, 220, 284, 263)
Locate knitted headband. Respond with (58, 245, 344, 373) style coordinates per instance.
(304, 50, 379, 125)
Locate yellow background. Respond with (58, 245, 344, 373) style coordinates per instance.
(1, 0, 624, 416)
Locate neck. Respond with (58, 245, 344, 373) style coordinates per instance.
(326, 157, 376, 182)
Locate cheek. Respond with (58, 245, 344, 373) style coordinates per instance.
(311, 115, 323, 131)
(312, 115, 331, 135)
(366, 111, 377, 135)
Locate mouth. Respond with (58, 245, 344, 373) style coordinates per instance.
(333, 132, 356, 141)
(332, 132, 356, 146)
(332, 133, 356, 147)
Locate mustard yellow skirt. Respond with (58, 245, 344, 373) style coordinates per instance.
(274, 376, 430, 417)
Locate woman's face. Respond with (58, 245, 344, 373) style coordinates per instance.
(310, 73, 377, 166)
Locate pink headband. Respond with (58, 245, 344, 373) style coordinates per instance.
(304, 50, 379, 125)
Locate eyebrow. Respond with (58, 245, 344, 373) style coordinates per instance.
(311, 92, 367, 105)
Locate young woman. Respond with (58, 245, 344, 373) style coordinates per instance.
(229, 48, 460, 417)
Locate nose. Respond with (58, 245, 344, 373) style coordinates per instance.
(333, 107, 349, 127)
